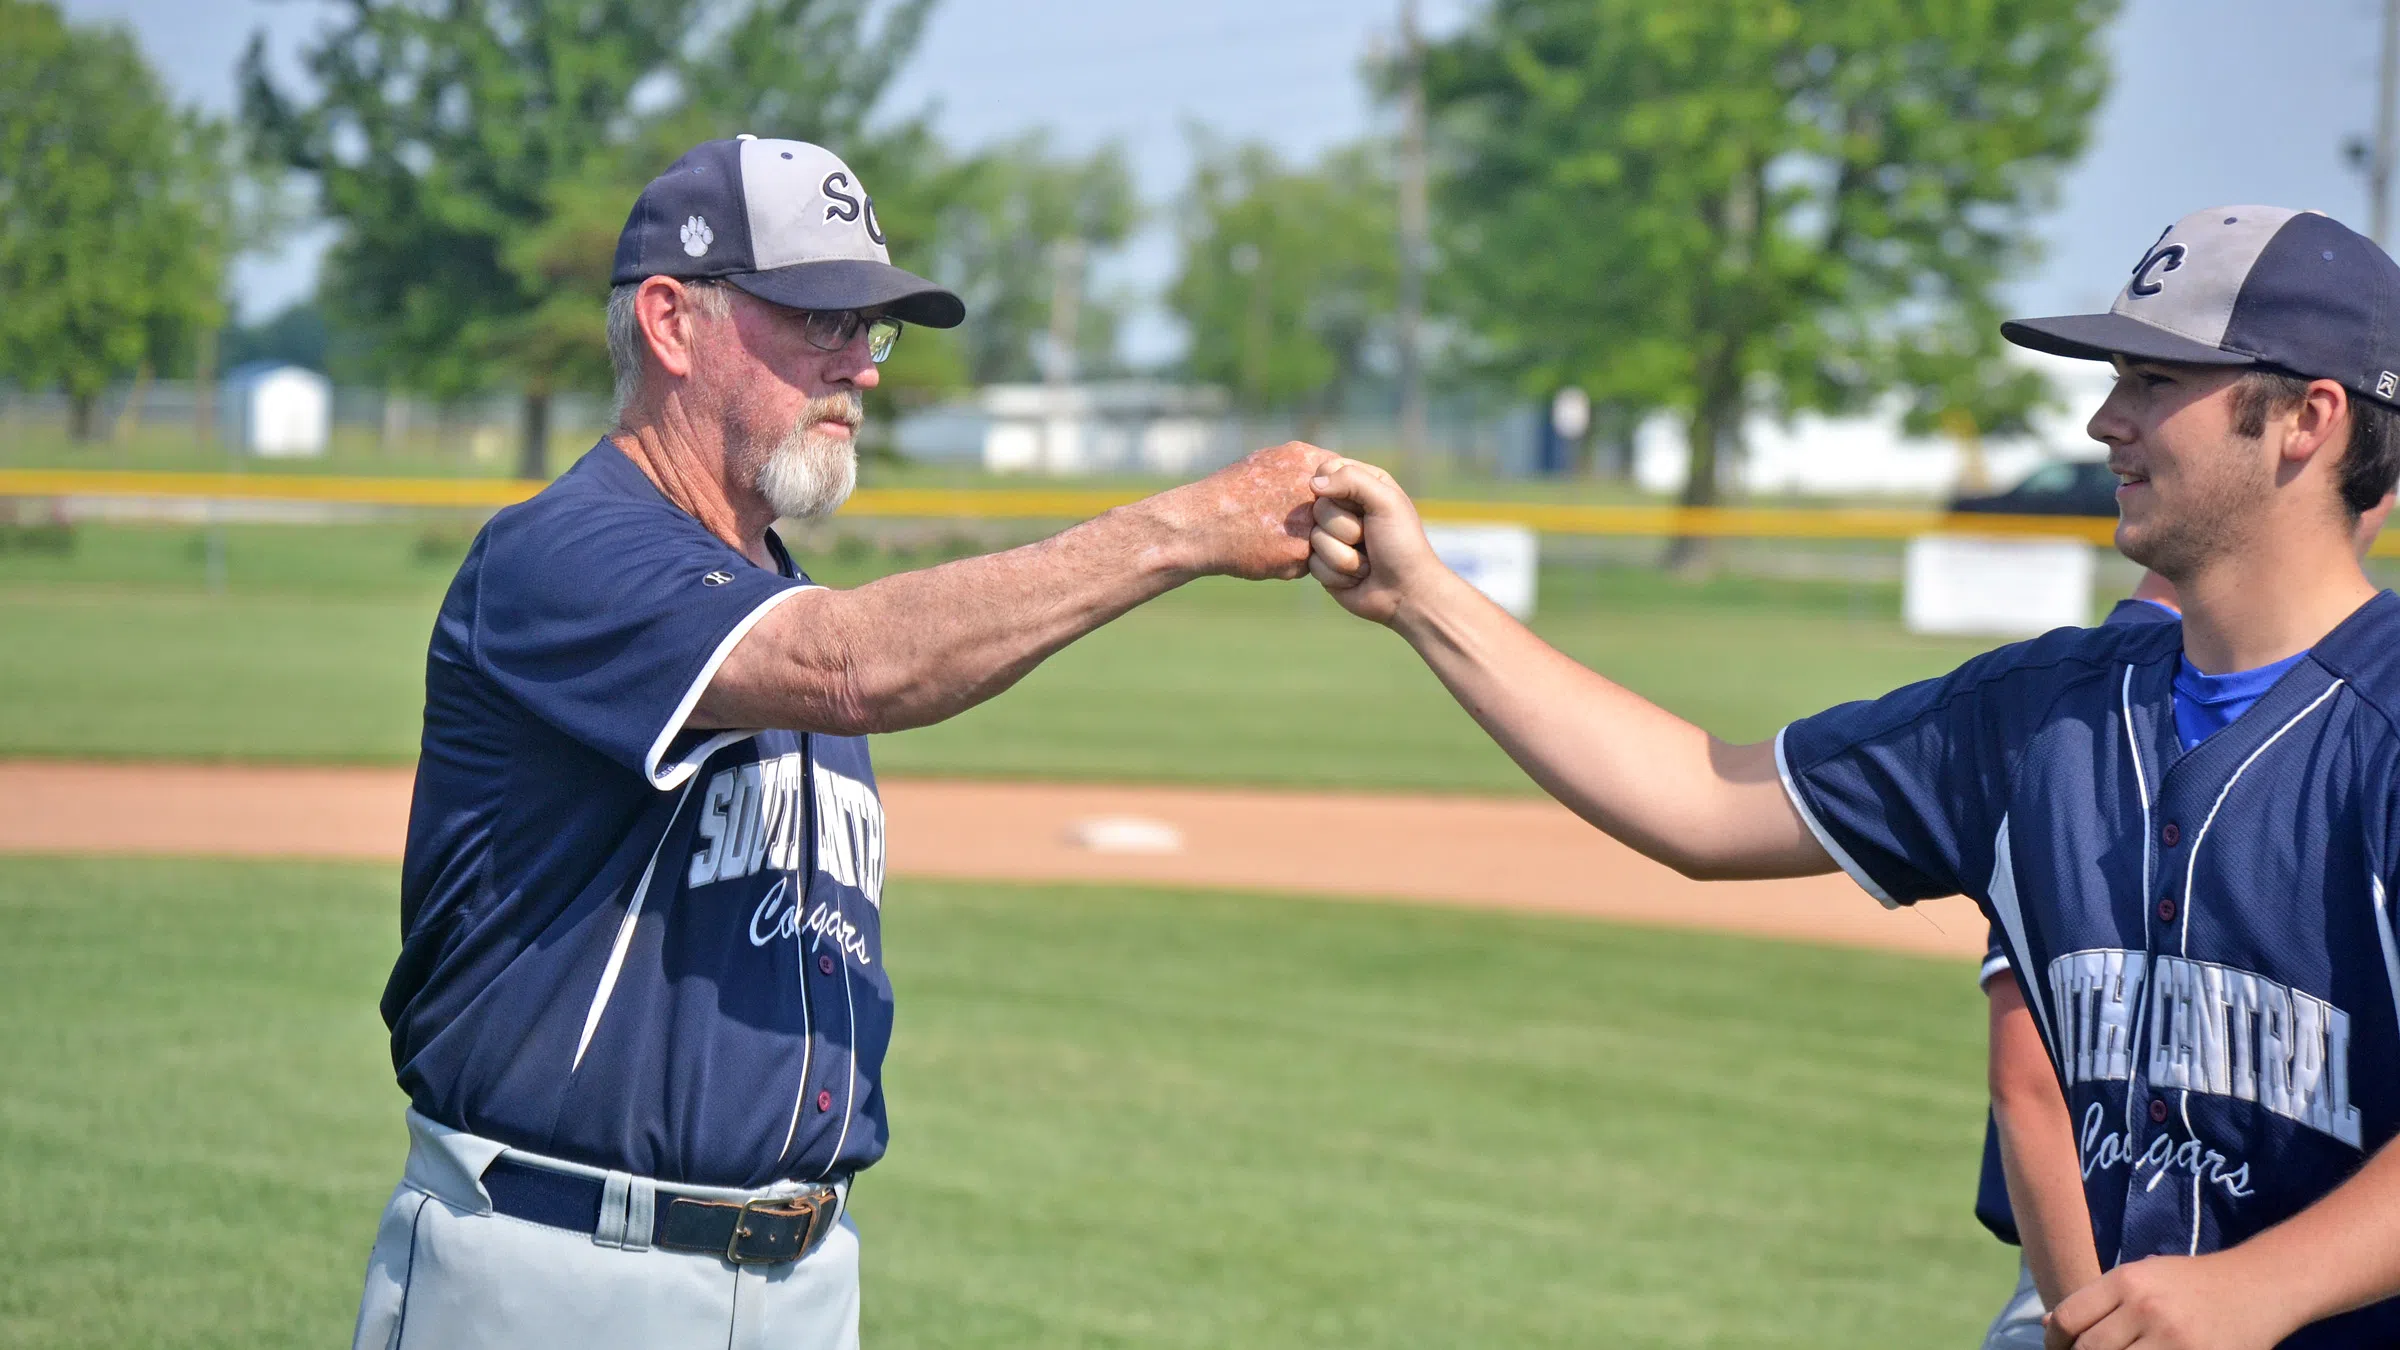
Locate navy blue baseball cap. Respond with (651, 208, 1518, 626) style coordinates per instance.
(2003, 206, 2400, 408)
(611, 136, 965, 328)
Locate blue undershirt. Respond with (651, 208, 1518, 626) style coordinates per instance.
(2172, 649, 2312, 751)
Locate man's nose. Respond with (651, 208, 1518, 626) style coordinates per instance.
(2087, 388, 2135, 447)
(828, 339, 880, 389)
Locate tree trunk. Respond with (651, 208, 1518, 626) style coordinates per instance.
(67, 390, 99, 442)
(113, 362, 154, 442)
(516, 389, 551, 481)
(1663, 366, 1742, 576)
(1589, 402, 1634, 480)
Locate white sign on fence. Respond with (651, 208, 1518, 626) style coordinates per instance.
(223, 363, 331, 458)
(1424, 523, 1539, 619)
(1903, 534, 2095, 637)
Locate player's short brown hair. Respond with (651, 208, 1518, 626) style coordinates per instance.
(2229, 370, 2400, 517)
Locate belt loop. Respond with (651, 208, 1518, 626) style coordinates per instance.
(595, 1170, 634, 1248)
(623, 1175, 656, 1252)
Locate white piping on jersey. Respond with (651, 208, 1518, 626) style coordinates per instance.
(778, 739, 819, 1166)
(1987, 816, 2059, 1058)
(775, 898, 817, 1163)
(2371, 875, 2400, 1095)
(2120, 665, 2154, 1146)
(640, 584, 817, 791)
(2167, 676, 2342, 1257)
(573, 779, 696, 1071)
(1978, 949, 2011, 990)
(1773, 726, 1897, 909)
(821, 924, 861, 1180)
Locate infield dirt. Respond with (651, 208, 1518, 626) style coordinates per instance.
(0, 759, 1983, 960)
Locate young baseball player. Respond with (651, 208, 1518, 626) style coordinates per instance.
(1309, 206, 2400, 1348)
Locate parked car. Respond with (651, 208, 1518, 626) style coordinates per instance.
(1948, 460, 2120, 517)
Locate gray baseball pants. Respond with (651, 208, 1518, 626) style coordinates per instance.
(352, 1110, 860, 1350)
(1980, 1253, 2047, 1350)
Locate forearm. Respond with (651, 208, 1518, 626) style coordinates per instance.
(1993, 1089, 2101, 1306)
(1384, 568, 1828, 879)
(2213, 1137, 2400, 1333)
(696, 497, 1193, 734)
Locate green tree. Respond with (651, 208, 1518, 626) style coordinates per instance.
(0, 0, 232, 439)
(1169, 139, 1397, 434)
(1423, 0, 2113, 552)
(242, 0, 936, 479)
(923, 132, 1137, 387)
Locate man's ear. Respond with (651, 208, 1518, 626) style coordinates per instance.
(635, 277, 705, 381)
(2285, 379, 2352, 468)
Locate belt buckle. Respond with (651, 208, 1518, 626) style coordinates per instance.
(724, 1190, 825, 1266)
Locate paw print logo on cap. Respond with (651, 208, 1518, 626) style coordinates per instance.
(680, 215, 714, 258)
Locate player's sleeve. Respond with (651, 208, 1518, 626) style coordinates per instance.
(1979, 924, 2012, 990)
(1773, 648, 2019, 908)
(470, 497, 814, 789)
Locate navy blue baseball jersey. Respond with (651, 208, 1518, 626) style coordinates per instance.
(387, 442, 891, 1189)
(1783, 592, 2400, 1346)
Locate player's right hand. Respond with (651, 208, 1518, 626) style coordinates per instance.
(1307, 458, 1444, 625)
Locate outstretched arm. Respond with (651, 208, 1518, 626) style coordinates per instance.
(1306, 459, 1831, 881)
(694, 442, 1331, 736)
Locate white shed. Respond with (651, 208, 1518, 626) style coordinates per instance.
(222, 362, 332, 458)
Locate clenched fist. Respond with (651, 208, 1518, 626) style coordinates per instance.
(1152, 441, 1340, 581)
(1307, 457, 1447, 624)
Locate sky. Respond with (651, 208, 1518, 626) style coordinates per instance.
(56, 0, 2400, 361)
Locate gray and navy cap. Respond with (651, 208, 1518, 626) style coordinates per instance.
(2002, 206, 2400, 408)
(611, 136, 965, 328)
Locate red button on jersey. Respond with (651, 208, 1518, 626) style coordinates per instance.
(818, 954, 836, 976)
(817, 1089, 834, 1112)
(2161, 822, 2181, 847)
(2150, 1098, 2170, 1124)
(2158, 897, 2177, 923)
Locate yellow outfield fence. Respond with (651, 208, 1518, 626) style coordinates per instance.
(7, 465, 2388, 556)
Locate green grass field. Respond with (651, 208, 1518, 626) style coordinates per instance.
(0, 520, 2002, 788)
(0, 857, 2009, 1349)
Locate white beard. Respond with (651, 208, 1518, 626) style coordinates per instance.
(753, 420, 858, 520)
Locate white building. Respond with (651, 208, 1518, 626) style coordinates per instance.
(896, 382, 1240, 476)
(221, 362, 332, 458)
(1630, 352, 2118, 498)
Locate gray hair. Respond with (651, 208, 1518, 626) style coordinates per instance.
(607, 279, 732, 425)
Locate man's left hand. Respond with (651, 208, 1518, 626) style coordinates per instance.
(2046, 1254, 2302, 1350)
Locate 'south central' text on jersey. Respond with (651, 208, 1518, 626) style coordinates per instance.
(686, 752, 886, 905)
(2047, 947, 2360, 1148)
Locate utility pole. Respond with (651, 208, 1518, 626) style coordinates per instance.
(1395, 0, 1430, 488)
(1043, 236, 1085, 472)
(2376, 0, 2400, 245)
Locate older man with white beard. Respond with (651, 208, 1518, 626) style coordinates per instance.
(352, 137, 1333, 1350)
